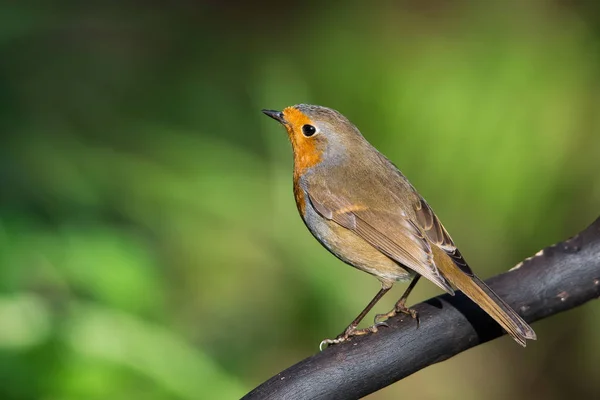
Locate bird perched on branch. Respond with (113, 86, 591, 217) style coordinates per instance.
(262, 104, 536, 349)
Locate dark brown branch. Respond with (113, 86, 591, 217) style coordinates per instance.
(243, 217, 600, 400)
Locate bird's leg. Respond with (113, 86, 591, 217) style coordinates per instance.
(374, 275, 421, 326)
(319, 286, 391, 350)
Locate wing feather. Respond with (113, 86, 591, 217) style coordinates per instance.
(306, 188, 455, 295)
(414, 198, 473, 275)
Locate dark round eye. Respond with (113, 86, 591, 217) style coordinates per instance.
(302, 124, 317, 137)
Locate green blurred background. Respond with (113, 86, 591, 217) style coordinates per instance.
(1, 1, 599, 399)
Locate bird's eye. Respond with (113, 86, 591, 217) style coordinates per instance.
(302, 124, 317, 137)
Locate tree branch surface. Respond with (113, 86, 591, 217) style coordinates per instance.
(243, 217, 600, 400)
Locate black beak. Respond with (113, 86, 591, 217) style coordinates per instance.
(261, 109, 286, 124)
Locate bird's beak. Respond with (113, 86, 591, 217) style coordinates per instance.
(262, 109, 286, 124)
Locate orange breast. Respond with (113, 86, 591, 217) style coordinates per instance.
(293, 180, 306, 215)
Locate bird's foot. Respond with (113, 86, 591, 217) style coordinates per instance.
(319, 322, 385, 351)
(374, 302, 419, 327)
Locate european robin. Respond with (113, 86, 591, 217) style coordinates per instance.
(262, 104, 536, 348)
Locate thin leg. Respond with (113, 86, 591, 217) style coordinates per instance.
(319, 286, 391, 350)
(374, 275, 421, 325)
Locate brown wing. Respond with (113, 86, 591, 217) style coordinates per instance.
(306, 187, 455, 295)
(413, 198, 473, 275)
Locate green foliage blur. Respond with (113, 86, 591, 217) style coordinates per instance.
(1, 1, 599, 399)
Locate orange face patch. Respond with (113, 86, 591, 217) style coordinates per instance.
(282, 107, 323, 177)
(282, 106, 324, 216)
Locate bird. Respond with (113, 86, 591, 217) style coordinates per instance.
(262, 104, 536, 349)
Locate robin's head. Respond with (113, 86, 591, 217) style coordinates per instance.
(262, 104, 364, 173)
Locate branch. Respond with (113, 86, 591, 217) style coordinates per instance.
(243, 217, 600, 400)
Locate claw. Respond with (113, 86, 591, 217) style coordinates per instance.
(320, 340, 327, 351)
(319, 325, 353, 351)
(319, 333, 352, 350)
(399, 306, 419, 326)
(319, 332, 351, 351)
(373, 313, 390, 328)
(411, 310, 420, 328)
(320, 337, 344, 351)
(319, 323, 383, 351)
(374, 311, 395, 325)
(374, 320, 389, 328)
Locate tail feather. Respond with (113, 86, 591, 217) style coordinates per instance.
(467, 275, 537, 345)
(433, 247, 536, 346)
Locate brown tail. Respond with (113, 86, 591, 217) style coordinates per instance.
(433, 247, 536, 346)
